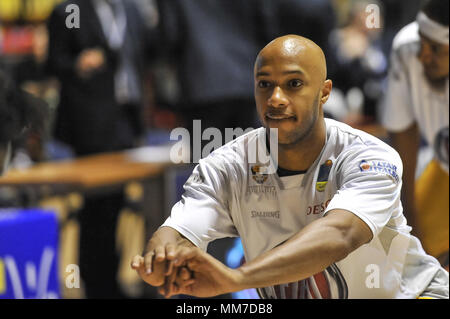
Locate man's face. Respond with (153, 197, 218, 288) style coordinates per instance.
(418, 33, 449, 84)
(254, 39, 329, 146)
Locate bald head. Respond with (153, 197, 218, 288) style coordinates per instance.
(253, 35, 333, 149)
(255, 35, 328, 83)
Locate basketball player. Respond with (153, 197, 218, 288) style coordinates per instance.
(380, 0, 449, 268)
(132, 35, 449, 299)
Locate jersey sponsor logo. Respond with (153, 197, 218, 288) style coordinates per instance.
(359, 160, 399, 183)
(251, 210, 280, 219)
(306, 199, 332, 215)
(251, 165, 269, 184)
(272, 263, 348, 299)
(316, 159, 333, 192)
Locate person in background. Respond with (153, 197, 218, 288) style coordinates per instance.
(45, 0, 157, 298)
(46, 0, 153, 156)
(0, 71, 47, 175)
(328, 0, 388, 125)
(380, 0, 449, 269)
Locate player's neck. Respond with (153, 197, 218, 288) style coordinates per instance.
(427, 76, 448, 92)
(276, 119, 326, 172)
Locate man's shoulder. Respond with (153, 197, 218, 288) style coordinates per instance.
(325, 119, 401, 162)
(325, 118, 375, 144)
(392, 22, 420, 52)
(325, 119, 403, 185)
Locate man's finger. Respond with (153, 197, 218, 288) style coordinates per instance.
(165, 244, 177, 276)
(164, 272, 179, 298)
(131, 255, 143, 269)
(174, 246, 201, 267)
(179, 279, 195, 289)
(165, 264, 178, 297)
(154, 246, 166, 262)
(176, 280, 195, 297)
(179, 266, 192, 280)
(166, 283, 182, 299)
(144, 251, 155, 274)
(158, 282, 175, 298)
(187, 259, 201, 272)
(158, 285, 165, 297)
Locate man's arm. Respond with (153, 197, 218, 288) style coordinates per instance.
(131, 226, 195, 287)
(165, 209, 372, 298)
(388, 123, 422, 238)
(133, 156, 238, 290)
(237, 209, 372, 289)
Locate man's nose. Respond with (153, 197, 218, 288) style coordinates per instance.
(268, 86, 289, 108)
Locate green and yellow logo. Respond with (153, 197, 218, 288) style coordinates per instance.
(316, 181, 328, 192)
(316, 160, 333, 192)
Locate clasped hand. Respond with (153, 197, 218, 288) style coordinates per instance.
(131, 245, 243, 298)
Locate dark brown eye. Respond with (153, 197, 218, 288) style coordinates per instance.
(258, 81, 271, 88)
(289, 79, 303, 88)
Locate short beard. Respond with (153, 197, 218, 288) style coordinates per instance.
(277, 93, 321, 148)
(425, 73, 448, 91)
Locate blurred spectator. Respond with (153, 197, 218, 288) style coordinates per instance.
(0, 18, 54, 165)
(0, 70, 48, 175)
(46, 0, 154, 156)
(380, 0, 448, 268)
(45, 0, 157, 299)
(328, 0, 388, 124)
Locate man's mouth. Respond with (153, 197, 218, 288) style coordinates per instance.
(265, 113, 296, 120)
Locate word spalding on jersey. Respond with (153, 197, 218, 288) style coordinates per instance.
(359, 160, 399, 183)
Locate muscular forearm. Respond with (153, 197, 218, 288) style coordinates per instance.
(162, 211, 371, 298)
(235, 211, 371, 291)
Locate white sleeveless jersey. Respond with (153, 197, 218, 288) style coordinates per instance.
(380, 22, 449, 173)
(163, 118, 447, 299)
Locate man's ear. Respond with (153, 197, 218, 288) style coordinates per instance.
(320, 79, 332, 105)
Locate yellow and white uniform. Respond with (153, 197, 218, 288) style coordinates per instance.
(381, 22, 449, 261)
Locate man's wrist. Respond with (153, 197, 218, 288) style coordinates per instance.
(177, 236, 195, 248)
(233, 267, 250, 292)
